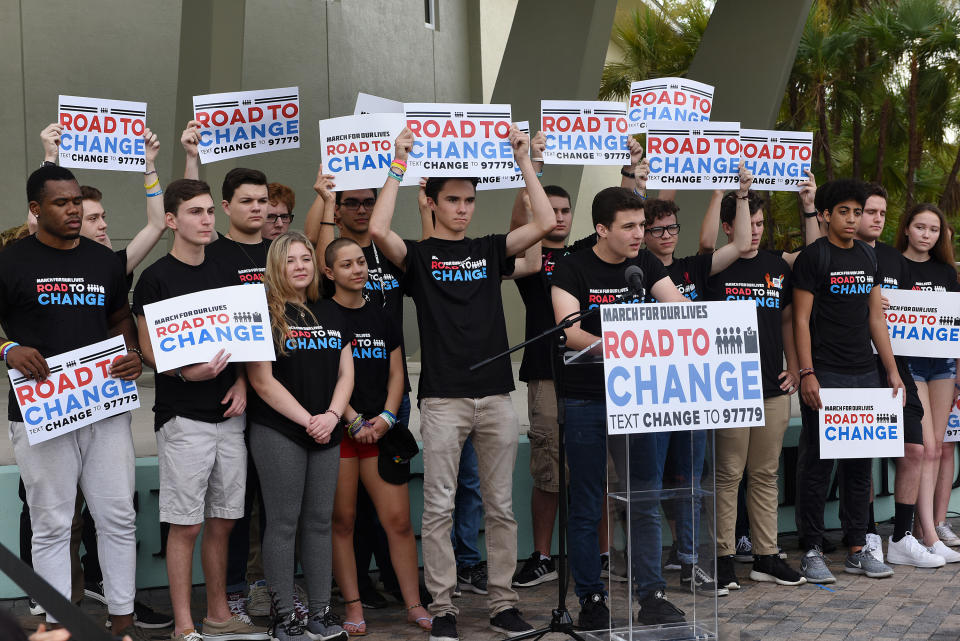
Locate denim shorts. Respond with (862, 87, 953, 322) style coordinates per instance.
(907, 357, 957, 382)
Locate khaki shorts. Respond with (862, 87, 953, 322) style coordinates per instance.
(156, 415, 246, 525)
(527, 379, 564, 493)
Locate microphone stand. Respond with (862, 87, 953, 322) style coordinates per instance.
(470, 305, 601, 641)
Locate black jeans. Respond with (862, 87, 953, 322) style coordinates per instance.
(796, 368, 879, 551)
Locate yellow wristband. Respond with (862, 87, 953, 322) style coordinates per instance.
(144, 178, 159, 190)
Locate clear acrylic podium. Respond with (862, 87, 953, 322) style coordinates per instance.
(565, 348, 718, 641)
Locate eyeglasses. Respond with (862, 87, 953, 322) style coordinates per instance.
(646, 223, 681, 238)
(340, 198, 376, 211)
(266, 213, 294, 223)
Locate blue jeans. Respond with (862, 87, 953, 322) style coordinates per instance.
(663, 431, 707, 564)
(451, 436, 483, 569)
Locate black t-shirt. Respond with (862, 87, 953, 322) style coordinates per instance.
(516, 246, 568, 382)
(402, 235, 516, 398)
(248, 299, 352, 449)
(132, 254, 238, 430)
(0, 236, 129, 421)
(662, 254, 712, 302)
(873, 241, 920, 404)
(550, 248, 668, 399)
(205, 236, 271, 284)
(333, 301, 401, 417)
(116, 248, 134, 292)
(707, 250, 792, 397)
(792, 237, 878, 374)
(905, 257, 960, 292)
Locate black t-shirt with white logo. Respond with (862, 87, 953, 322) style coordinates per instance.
(0, 236, 129, 421)
(550, 248, 668, 399)
(708, 250, 792, 397)
(793, 237, 878, 374)
(334, 300, 401, 418)
(132, 254, 238, 430)
(662, 253, 712, 302)
(206, 236, 271, 285)
(905, 257, 960, 292)
(402, 235, 515, 398)
(515, 246, 569, 383)
(248, 299, 352, 450)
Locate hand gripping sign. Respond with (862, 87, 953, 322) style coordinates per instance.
(646, 121, 741, 189)
(626, 77, 715, 133)
(739, 129, 813, 191)
(541, 100, 630, 165)
(142, 284, 275, 373)
(883, 289, 960, 358)
(58, 95, 147, 171)
(192, 87, 300, 163)
(403, 103, 514, 178)
(819, 388, 904, 459)
(9, 336, 139, 446)
(602, 300, 765, 434)
(319, 114, 406, 191)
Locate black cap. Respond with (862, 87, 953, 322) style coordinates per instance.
(377, 423, 420, 485)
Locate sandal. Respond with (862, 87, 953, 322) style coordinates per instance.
(342, 597, 367, 636)
(407, 602, 433, 631)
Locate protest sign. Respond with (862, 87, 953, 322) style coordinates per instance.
(602, 300, 765, 434)
(883, 289, 960, 358)
(8, 336, 138, 446)
(476, 121, 530, 191)
(355, 93, 403, 115)
(739, 129, 813, 191)
(819, 388, 904, 459)
(193, 87, 300, 163)
(946, 393, 960, 443)
(403, 103, 514, 178)
(541, 101, 630, 165)
(58, 96, 147, 171)
(646, 121, 740, 189)
(626, 77, 714, 133)
(319, 113, 406, 191)
(142, 284, 274, 372)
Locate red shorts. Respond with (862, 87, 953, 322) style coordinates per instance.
(339, 426, 379, 459)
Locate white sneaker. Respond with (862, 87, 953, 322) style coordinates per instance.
(928, 539, 960, 563)
(864, 533, 884, 563)
(936, 522, 960, 546)
(887, 533, 945, 568)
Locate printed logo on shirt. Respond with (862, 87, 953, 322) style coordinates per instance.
(588, 286, 639, 309)
(238, 267, 265, 283)
(285, 325, 342, 351)
(911, 280, 946, 292)
(674, 275, 700, 300)
(365, 266, 401, 297)
(543, 249, 560, 280)
(36, 277, 106, 306)
(721, 273, 785, 309)
(351, 332, 388, 359)
(880, 276, 900, 289)
(430, 255, 488, 282)
(829, 270, 873, 294)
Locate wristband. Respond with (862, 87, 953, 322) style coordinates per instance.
(143, 169, 157, 176)
(633, 188, 645, 200)
(378, 410, 397, 430)
(1, 341, 18, 361)
(144, 178, 160, 190)
(389, 163, 407, 175)
(621, 168, 636, 178)
(325, 408, 342, 421)
(803, 210, 818, 219)
(536, 171, 543, 178)
(146, 189, 163, 198)
(320, 221, 336, 226)
(736, 193, 749, 200)
(799, 370, 816, 380)
(387, 169, 403, 183)
(346, 414, 365, 438)
(391, 158, 407, 170)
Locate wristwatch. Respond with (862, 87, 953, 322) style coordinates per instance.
(803, 210, 818, 218)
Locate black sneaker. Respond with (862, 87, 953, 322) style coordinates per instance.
(680, 562, 729, 597)
(84, 580, 107, 605)
(637, 590, 685, 626)
(750, 554, 806, 586)
(105, 601, 174, 629)
(513, 552, 558, 587)
(489, 607, 533, 637)
(456, 562, 488, 595)
(577, 593, 609, 631)
(359, 584, 388, 609)
(430, 613, 459, 641)
(663, 545, 681, 571)
(716, 555, 740, 591)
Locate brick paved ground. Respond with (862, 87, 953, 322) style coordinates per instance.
(10, 523, 960, 640)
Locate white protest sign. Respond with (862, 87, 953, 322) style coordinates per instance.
(193, 87, 300, 163)
(646, 121, 740, 190)
(58, 96, 147, 171)
(319, 114, 406, 191)
(819, 388, 904, 459)
(626, 77, 714, 133)
(403, 103, 514, 178)
(739, 129, 813, 191)
(541, 101, 630, 165)
(946, 393, 960, 442)
(602, 300, 765, 434)
(142, 284, 275, 372)
(8, 336, 139, 446)
(883, 289, 960, 357)
(354, 93, 403, 115)
(476, 121, 530, 191)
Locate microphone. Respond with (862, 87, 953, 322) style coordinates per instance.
(625, 264, 645, 298)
